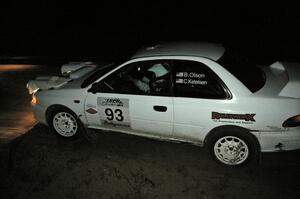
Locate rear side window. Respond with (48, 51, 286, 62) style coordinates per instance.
(217, 49, 266, 93)
(174, 60, 228, 99)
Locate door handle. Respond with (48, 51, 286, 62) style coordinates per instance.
(153, 105, 167, 112)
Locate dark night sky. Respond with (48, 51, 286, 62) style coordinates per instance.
(1, 2, 300, 62)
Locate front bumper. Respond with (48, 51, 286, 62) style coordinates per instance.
(256, 127, 300, 152)
(32, 104, 48, 125)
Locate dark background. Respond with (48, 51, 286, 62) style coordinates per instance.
(1, 2, 300, 63)
(1, 3, 300, 198)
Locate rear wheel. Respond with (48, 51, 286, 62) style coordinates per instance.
(206, 127, 260, 167)
(214, 135, 249, 165)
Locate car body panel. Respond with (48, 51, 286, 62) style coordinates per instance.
(132, 42, 225, 61)
(257, 61, 300, 98)
(34, 88, 88, 124)
(29, 42, 300, 153)
(85, 93, 173, 136)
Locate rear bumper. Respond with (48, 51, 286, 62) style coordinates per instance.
(256, 127, 300, 152)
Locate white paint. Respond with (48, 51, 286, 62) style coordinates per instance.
(29, 42, 300, 153)
(132, 42, 225, 61)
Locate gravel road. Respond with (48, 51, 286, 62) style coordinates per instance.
(1, 124, 300, 199)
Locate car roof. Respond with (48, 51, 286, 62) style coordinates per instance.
(131, 42, 225, 61)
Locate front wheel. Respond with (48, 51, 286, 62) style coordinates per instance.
(206, 127, 260, 167)
(50, 109, 80, 138)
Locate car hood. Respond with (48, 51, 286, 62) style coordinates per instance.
(26, 62, 98, 94)
(258, 61, 300, 98)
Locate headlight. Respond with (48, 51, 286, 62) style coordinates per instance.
(31, 94, 38, 106)
(282, 115, 300, 127)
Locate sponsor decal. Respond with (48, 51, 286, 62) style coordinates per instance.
(85, 108, 98, 114)
(101, 98, 124, 107)
(212, 112, 256, 122)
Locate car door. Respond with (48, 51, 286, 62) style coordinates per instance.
(85, 60, 174, 137)
(172, 59, 230, 143)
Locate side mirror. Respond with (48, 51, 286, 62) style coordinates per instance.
(88, 83, 100, 94)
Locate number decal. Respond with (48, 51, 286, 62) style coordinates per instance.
(98, 97, 130, 127)
(104, 108, 124, 121)
(115, 109, 124, 121)
(105, 108, 114, 120)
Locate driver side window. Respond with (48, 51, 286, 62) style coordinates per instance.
(99, 60, 172, 96)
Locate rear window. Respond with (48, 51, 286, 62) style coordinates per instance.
(217, 50, 266, 93)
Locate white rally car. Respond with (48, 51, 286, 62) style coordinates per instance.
(27, 42, 300, 166)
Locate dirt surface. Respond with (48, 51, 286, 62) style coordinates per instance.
(0, 125, 300, 199)
(0, 64, 59, 140)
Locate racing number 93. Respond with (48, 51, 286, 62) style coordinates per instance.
(105, 108, 124, 121)
(98, 97, 130, 126)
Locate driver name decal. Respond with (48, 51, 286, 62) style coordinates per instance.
(176, 72, 207, 85)
(212, 112, 256, 124)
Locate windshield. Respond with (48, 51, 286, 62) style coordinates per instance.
(81, 63, 117, 88)
(217, 49, 266, 93)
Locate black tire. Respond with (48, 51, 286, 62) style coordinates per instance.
(48, 107, 82, 138)
(205, 126, 260, 167)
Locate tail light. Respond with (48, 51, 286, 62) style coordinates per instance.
(282, 115, 300, 127)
